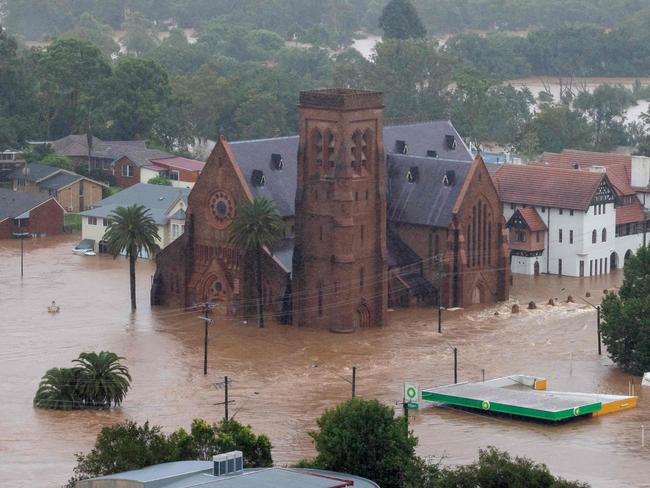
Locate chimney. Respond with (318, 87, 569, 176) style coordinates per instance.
(213, 451, 244, 477)
(631, 155, 650, 188)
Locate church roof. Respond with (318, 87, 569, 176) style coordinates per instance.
(387, 155, 472, 228)
(227, 121, 472, 218)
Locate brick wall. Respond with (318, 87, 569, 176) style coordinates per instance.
(113, 157, 141, 188)
(0, 198, 64, 239)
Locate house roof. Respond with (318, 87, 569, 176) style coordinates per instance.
(79, 183, 190, 225)
(387, 155, 472, 228)
(6, 162, 60, 182)
(116, 149, 174, 168)
(492, 164, 609, 211)
(37, 172, 81, 190)
(0, 188, 53, 221)
(149, 156, 206, 172)
(513, 207, 547, 231)
(48, 134, 147, 160)
(536, 149, 636, 196)
(616, 199, 647, 225)
(227, 121, 473, 219)
(6, 163, 107, 190)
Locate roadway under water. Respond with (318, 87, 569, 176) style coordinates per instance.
(0, 236, 648, 487)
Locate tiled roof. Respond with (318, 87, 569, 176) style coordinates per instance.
(0, 188, 53, 221)
(37, 172, 80, 190)
(492, 164, 607, 211)
(6, 163, 61, 182)
(49, 134, 147, 160)
(149, 156, 205, 172)
(117, 149, 174, 168)
(518, 207, 547, 231)
(616, 199, 647, 225)
(537, 149, 636, 196)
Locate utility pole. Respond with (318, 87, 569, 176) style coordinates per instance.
(352, 366, 356, 398)
(453, 347, 458, 384)
(437, 257, 443, 334)
(13, 229, 29, 279)
(214, 376, 236, 421)
(198, 304, 213, 375)
(596, 305, 602, 356)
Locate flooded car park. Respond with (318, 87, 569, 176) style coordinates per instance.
(0, 236, 647, 487)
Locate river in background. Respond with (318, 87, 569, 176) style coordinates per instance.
(0, 236, 648, 488)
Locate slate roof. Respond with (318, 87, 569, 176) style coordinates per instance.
(387, 155, 472, 228)
(6, 163, 60, 182)
(116, 149, 174, 168)
(492, 164, 608, 211)
(49, 134, 147, 159)
(79, 183, 190, 225)
(616, 199, 647, 225)
(38, 172, 80, 190)
(0, 188, 52, 221)
(227, 121, 473, 218)
(273, 238, 294, 272)
(150, 156, 206, 172)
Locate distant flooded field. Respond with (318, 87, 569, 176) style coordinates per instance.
(0, 236, 648, 488)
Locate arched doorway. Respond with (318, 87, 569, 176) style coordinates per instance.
(534, 261, 540, 276)
(625, 250, 633, 263)
(471, 286, 482, 305)
(354, 302, 371, 328)
(610, 252, 619, 270)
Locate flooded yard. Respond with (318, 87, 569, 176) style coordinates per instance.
(0, 236, 648, 487)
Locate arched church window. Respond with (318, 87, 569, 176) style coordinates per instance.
(325, 129, 336, 168)
(312, 128, 323, 166)
(351, 129, 363, 171)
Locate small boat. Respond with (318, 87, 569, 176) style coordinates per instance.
(48, 301, 60, 313)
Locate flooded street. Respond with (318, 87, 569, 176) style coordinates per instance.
(1, 236, 649, 488)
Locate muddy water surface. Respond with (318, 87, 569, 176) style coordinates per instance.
(1, 237, 648, 487)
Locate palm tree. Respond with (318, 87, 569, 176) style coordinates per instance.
(74, 351, 132, 408)
(229, 198, 284, 328)
(104, 204, 160, 311)
(33, 367, 83, 410)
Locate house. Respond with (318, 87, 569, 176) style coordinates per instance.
(152, 89, 509, 330)
(7, 163, 107, 212)
(140, 156, 205, 188)
(79, 183, 190, 256)
(74, 457, 379, 488)
(0, 149, 26, 181)
(493, 164, 625, 277)
(0, 188, 64, 239)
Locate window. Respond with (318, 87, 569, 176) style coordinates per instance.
(570, 210, 574, 216)
(594, 205, 597, 215)
(602, 228, 607, 242)
(319, 226, 323, 241)
(590, 260, 593, 276)
(558, 258, 563, 276)
(592, 229, 597, 243)
(541, 206, 546, 213)
(102, 218, 109, 227)
(559, 229, 563, 243)
(121, 164, 133, 177)
(360, 225, 364, 245)
(171, 223, 184, 239)
(510, 203, 516, 210)
(559, 208, 563, 215)
(170, 170, 179, 181)
(515, 231, 525, 242)
(569, 230, 573, 244)
(88, 217, 97, 225)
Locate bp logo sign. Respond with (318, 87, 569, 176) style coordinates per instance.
(404, 383, 419, 409)
(482, 400, 491, 410)
(573, 407, 581, 416)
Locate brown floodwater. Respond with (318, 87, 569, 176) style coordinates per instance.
(1, 236, 648, 488)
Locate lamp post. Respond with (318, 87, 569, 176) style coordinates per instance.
(13, 230, 30, 278)
(562, 287, 601, 355)
(198, 303, 214, 374)
(435, 255, 444, 334)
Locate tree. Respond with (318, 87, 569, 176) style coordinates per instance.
(41, 154, 73, 170)
(104, 205, 160, 311)
(122, 11, 158, 57)
(33, 367, 83, 410)
(73, 351, 132, 408)
(61, 12, 120, 57)
(229, 198, 284, 328)
(601, 245, 650, 374)
(525, 104, 592, 153)
(147, 175, 172, 185)
(310, 398, 418, 488)
(233, 93, 288, 140)
(379, 0, 426, 40)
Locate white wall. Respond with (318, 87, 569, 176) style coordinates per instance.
(81, 215, 168, 258)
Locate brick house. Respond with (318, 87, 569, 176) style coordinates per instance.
(112, 149, 173, 188)
(7, 163, 106, 213)
(0, 189, 64, 239)
(152, 89, 509, 329)
(140, 156, 205, 188)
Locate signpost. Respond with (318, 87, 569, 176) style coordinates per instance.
(403, 383, 420, 409)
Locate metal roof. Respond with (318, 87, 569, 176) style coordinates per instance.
(0, 188, 53, 221)
(79, 183, 190, 225)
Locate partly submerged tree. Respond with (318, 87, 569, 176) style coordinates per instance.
(229, 198, 284, 328)
(33, 367, 83, 410)
(601, 245, 650, 374)
(73, 351, 132, 408)
(378, 0, 426, 40)
(104, 205, 160, 311)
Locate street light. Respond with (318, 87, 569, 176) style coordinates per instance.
(434, 255, 444, 334)
(13, 230, 30, 278)
(198, 303, 214, 375)
(561, 287, 601, 355)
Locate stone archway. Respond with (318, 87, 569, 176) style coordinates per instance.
(625, 249, 633, 263)
(471, 286, 482, 305)
(610, 252, 619, 270)
(534, 261, 540, 276)
(354, 302, 371, 328)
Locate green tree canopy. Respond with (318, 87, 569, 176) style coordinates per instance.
(41, 153, 73, 170)
(601, 246, 650, 374)
(310, 398, 418, 488)
(379, 0, 426, 40)
(147, 175, 173, 186)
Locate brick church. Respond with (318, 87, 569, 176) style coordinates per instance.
(151, 89, 509, 331)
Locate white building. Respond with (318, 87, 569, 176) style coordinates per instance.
(78, 183, 190, 257)
(494, 160, 648, 277)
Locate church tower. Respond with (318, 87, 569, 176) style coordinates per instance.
(293, 89, 387, 332)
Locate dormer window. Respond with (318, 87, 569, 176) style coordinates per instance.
(395, 140, 408, 154)
(251, 169, 265, 187)
(406, 166, 419, 183)
(271, 153, 284, 170)
(443, 170, 455, 186)
(445, 135, 456, 150)
(427, 150, 438, 158)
